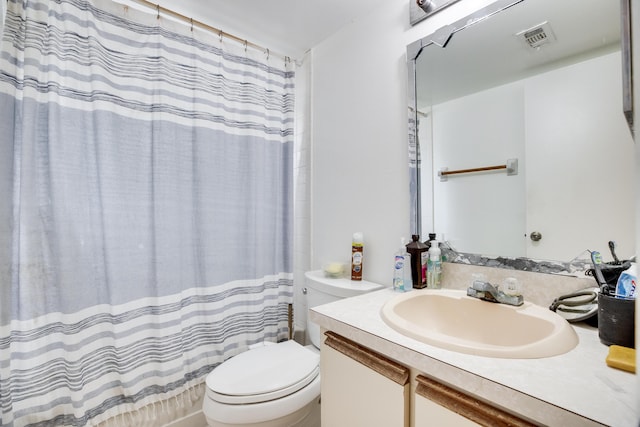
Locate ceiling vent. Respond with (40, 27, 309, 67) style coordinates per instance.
(517, 21, 556, 49)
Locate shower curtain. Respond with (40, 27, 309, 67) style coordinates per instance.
(0, 0, 294, 425)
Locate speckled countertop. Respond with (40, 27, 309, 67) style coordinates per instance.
(310, 287, 636, 427)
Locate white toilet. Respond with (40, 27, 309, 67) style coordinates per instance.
(202, 270, 383, 427)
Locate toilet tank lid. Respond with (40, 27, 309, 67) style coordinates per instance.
(206, 340, 319, 397)
(305, 270, 384, 298)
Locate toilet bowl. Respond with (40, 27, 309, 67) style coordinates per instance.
(202, 270, 383, 427)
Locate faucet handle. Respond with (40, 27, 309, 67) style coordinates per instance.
(503, 277, 522, 297)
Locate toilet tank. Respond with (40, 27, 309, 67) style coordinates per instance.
(304, 270, 383, 348)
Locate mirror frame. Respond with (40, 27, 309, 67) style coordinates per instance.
(620, 0, 634, 134)
(406, 0, 632, 275)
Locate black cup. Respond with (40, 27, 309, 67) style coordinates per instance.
(598, 293, 635, 348)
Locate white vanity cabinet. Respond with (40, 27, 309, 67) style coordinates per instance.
(321, 331, 536, 427)
(320, 332, 409, 427)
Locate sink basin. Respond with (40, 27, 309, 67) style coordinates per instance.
(381, 289, 578, 358)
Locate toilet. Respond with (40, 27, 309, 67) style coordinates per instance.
(202, 270, 383, 426)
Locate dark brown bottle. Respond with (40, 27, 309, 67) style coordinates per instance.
(406, 235, 428, 288)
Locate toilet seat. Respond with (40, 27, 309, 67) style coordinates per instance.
(206, 340, 320, 405)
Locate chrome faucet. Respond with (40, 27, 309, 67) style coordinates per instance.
(467, 280, 523, 306)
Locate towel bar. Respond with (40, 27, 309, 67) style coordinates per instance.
(438, 158, 518, 181)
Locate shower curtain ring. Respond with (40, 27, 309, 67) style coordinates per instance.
(219, 30, 223, 44)
(266, 49, 270, 60)
(156, 4, 160, 19)
(190, 18, 193, 32)
(243, 40, 248, 53)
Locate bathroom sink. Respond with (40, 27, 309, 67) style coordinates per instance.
(380, 289, 578, 358)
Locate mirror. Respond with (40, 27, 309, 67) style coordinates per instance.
(408, 0, 635, 272)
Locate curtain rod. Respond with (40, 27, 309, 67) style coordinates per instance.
(127, 0, 290, 63)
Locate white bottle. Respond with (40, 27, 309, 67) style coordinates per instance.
(427, 240, 442, 289)
(393, 238, 411, 292)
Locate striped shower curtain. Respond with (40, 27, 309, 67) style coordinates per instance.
(0, 0, 294, 425)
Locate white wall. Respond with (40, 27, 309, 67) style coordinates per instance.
(525, 51, 635, 261)
(427, 51, 635, 261)
(431, 81, 526, 257)
(309, 0, 494, 287)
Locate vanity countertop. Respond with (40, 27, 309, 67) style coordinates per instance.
(310, 287, 637, 427)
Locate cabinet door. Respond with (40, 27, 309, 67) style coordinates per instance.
(321, 332, 409, 427)
(414, 375, 536, 427)
(415, 391, 480, 426)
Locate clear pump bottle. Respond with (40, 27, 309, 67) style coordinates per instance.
(393, 238, 411, 292)
(427, 240, 442, 289)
